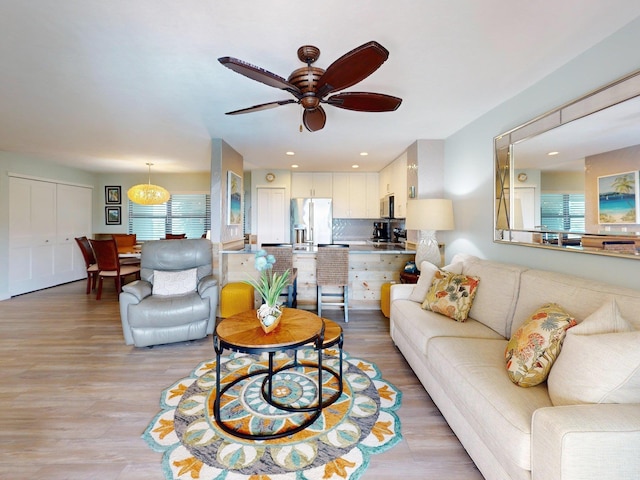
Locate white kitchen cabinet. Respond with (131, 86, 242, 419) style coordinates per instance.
(9, 176, 92, 296)
(332, 172, 379, 218)
(291, 172, 333, 198)
(392, 153, 408, 218)
(365, 173, 380, 218)
(379, 164, 393, 196)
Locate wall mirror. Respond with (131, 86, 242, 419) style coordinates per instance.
(495, 69, 640, 259)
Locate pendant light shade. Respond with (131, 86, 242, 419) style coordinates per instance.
(127, 163, 170, 205)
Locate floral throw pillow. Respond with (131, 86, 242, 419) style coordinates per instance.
(505, 303, 577, 387)
(421, 270, 480, 322)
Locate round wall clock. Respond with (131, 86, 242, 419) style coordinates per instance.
(517, 173, 528, 182)
(266, 173, 276, 182)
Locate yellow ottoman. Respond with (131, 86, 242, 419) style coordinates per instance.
(380, 282, 395, 318)
(220, 282, 254, 318)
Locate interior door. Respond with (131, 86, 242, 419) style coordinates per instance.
(256, 187, 288, 244)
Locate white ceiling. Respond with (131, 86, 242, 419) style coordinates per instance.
(2, 1, 640, 175)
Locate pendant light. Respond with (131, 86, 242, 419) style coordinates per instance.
(127, 163, 170, 205)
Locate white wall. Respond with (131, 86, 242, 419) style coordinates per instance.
(442, 16, 640, 290)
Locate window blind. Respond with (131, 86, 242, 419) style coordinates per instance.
(128, 194, 211, 241)
(540, 193, 585, 231)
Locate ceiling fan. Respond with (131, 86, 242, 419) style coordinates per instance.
(218, 41, 402, 132)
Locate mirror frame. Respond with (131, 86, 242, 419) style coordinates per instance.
(494, 68, 640, 259)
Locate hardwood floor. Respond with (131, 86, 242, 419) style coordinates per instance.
(0, 280, 483, 480)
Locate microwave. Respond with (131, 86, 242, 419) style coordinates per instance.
(380, 195, 394, 218)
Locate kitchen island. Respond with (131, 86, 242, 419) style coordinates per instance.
(220, 243, 416, 310)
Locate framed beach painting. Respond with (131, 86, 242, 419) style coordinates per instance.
(227, 171, 242, 226)
(598, 171, 639, 224)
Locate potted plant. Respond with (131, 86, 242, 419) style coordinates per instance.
(244, 249, 290, 333)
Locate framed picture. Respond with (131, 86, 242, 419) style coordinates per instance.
(105, 186, 121, 204)
(105, 206, 121, 225)
(227, 171, 242, 226)
(598, 171, 639, 224)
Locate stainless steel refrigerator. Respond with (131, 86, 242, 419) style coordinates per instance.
(291, 198, 333, 245)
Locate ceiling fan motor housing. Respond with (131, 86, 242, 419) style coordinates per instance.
(288, 66, 324, 109)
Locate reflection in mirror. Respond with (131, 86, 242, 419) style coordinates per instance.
(494, 69, 640, 259)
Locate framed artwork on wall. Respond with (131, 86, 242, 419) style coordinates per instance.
(105, 206, 121, 225)
(105, 186, 121, 204)
(598, 171, 639, 224)
(227, 171, 242, 226)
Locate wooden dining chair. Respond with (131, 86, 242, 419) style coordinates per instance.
(89, 238, 141, 300)
(74, 236, 99, 294)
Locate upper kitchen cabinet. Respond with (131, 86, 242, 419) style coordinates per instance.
(291, 172, 333, 198)
(392, 153, 408, 218)
(333, 173, 379, 218)
(378, 152, 408, 217)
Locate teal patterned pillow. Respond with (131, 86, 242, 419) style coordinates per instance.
(421, 270, 480, 322)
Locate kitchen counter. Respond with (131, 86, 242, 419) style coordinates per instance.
(222, 243, 415, 254)
(219, 242, 416, 310)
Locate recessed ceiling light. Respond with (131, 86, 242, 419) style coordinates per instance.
(360, 152, 368, 156)
(286, 151, 295, 156)
(291, 164, 299, 168)
(352, 164, 359, 169)
(548, 151, 559, 156)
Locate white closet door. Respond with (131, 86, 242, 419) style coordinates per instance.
(55, 184, 93, 281)
(256, 188, 288, 244)
(9, 177, 92, 295)
(9, 178, 57, 295)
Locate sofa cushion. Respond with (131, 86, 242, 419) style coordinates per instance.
(152, 268, 197, 296)
(505, 303, 577, 387)
(391, 299, 504, 357)
(408, 261, 463, 303)
(548, 299, 640, 405)
(128, 292, 209, 327)
(427, 337, 553, 471)
(458, 255, 527, 338)
(422, 270, 480, 322)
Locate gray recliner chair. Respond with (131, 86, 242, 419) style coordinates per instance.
(119, 238, 218, 347)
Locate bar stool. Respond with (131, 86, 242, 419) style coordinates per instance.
(262, 243, 298, 308)
(316, 244, 349, 322)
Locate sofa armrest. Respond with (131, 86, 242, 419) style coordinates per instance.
(197, 275, 219, 334)
(197, 275, 218, 296)
(121, 280, 152, 302)
(532, 404, 640, 480)
(390, 283, 414, 302)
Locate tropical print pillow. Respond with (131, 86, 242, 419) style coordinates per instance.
(505, 303, 577, 387)
(421, 270, 480, 322)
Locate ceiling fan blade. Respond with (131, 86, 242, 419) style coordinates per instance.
(225, 99, 297, 115)
(218, 57, 302, 98)
(315, 41, 389, 97)
(302, 106, 327, 132)
(326, 92, 402, 112)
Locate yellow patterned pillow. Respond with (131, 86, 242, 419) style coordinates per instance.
(421, 270, 480, 322)
(505, 303, 577, 387)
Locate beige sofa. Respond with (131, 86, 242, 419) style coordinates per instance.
(390, 253, 640, 480)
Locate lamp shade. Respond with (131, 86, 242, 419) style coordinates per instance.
(405, 199, 454, 231)
(127, 183, 170, 205)
(127, 162, 170, 205)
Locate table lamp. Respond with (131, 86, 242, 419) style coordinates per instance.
(405, 199, 455, 267)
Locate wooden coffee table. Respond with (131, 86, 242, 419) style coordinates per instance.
(213, 308, 326, 440)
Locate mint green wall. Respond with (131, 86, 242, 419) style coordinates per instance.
(94, 172, 210, 235)
(443, 16, 640, 290)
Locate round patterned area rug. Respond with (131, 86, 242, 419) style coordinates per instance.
(143, 347, 402, 480)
